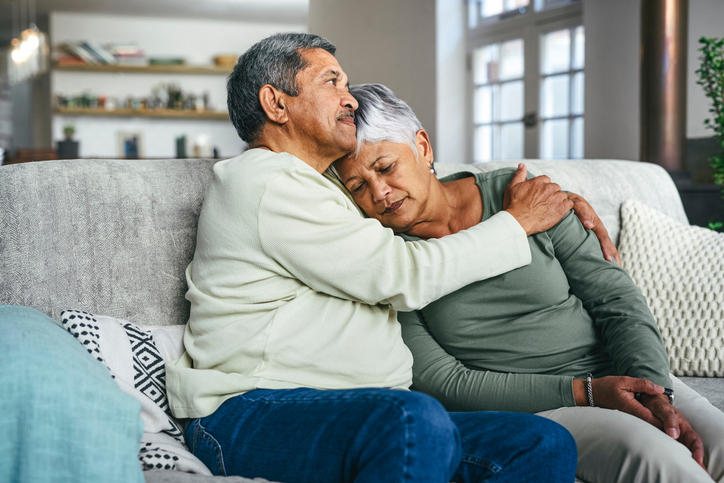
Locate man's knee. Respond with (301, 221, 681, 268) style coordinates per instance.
(494, 413, 577, 479)
(355, 390, 461, 477)
(365, 390, 458, 446)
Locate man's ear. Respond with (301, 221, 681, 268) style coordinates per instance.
(415, 129, 434, 164)
(258, 84, 289, 125)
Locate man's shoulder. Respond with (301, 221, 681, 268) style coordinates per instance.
(214, 149, 296, 183)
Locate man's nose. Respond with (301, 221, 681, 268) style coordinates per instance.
(342, 90, 359, 111)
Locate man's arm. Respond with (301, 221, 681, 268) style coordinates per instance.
(258, 164, 571, 312)
(258, 170, 531, 312)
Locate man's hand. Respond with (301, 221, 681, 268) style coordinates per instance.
(639, 394, 706, 470)
(503, 164, 573, 236)
(567, 192, 622, 266)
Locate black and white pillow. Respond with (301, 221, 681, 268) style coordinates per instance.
(59, 310, 210, 475)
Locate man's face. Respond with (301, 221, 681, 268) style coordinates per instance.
(284, 48, 359, 160)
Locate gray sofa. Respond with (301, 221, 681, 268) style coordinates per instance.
(0, 157, 721, 482)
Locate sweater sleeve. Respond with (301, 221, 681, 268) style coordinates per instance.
(257, 170, 531, 312)
(548, 212, 673, 388)
(399, 309, 577, 413)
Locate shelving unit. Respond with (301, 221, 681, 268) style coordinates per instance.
(53, 63, 233, 75)
(47, 11, 265, 158)
(54, 107, 229, 120)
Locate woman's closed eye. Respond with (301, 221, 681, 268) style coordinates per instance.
(351, 181, 366, 193)
(379, 163, 394, 173)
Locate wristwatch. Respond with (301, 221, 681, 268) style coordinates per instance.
(635, 388, 674, 404)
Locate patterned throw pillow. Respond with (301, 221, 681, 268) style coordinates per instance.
(58, 310, 210, 475)
(618, 199, 724, 376)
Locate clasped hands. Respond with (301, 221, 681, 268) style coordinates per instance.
(573, 376, 706, 470)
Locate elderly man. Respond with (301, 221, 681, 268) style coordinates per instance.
(167, 33, 589, 483)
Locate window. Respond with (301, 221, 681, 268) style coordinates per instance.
(472, 40, 525, 161)
(468, 0, 583, 161)
(540, 26, 585, 159)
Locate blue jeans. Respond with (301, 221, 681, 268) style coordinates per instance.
(186, 388, 576, 483)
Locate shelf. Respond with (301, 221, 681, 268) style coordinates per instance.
(53, 63, 233, 75)
(54, 107, 230, 120)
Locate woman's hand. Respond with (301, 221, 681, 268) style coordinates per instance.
(566, 192, 622, 266)
(574, 377, 706, 469)
(639, 394, 706, 469)
(572, 376, 664, 425)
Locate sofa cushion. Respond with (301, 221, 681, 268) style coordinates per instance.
(618, 200, 724, 377)
(0, 305, 144, 483)
(59, 310, 210, 475)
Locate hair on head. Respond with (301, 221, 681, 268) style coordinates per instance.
(227, 33, 336, 143)
(349, 83, 423, 158)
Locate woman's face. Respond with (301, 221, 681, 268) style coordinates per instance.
(334, 130, 435, 233)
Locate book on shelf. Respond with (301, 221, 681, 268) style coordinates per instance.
(107, 42, 147, 66)
(60, 41, 98, 64)
(81, 41, 118, 65)
(115, 55, 148, 66)
(56, 55, 86, 66)
(106, 43, 144, 56)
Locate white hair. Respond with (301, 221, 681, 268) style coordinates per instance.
(349, 83, 423, 158)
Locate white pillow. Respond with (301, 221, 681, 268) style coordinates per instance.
(618, 199, 724, 377)
(58, 310, 211, 475)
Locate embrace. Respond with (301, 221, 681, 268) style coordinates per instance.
(167, 33, 724, 483)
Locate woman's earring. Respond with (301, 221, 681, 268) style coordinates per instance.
(429, 165, 435, 173)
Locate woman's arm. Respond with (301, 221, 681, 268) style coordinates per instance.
(399, 309, 577, 413)
(548, 213, 708, 460)
(547, 211, 672, 389)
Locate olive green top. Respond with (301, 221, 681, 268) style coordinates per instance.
(398, 168, 671, 413)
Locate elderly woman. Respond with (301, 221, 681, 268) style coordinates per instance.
(333, 83, 724, 483)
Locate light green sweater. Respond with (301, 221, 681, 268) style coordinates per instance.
(399, 168, 672, 414)
(166, 150, 532, 419)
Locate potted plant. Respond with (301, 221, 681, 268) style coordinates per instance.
(57, 123, 79, 159)
(695, 36, 724, 230)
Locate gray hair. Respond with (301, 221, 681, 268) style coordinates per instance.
(227, 33, 336, 143)
(349, 83, 423, 158)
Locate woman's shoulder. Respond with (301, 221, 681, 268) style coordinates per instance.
(471, 167, 521, 195)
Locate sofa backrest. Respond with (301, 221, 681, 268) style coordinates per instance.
(0, 159, 216, 326)
(0, 158, 687, 327)
(436, 160, 688, 246)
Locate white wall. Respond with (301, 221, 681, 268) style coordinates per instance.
(50, 12, 305, 158)
(584, 0, 641, 161)
(687, 0, 724, 139)
(309, 0, 438, 151)
(436, 0, 469, 164)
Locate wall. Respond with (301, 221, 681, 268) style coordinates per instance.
(50, 12, 305, 158)
(304, 1, 724, 165)
(584, 0, 641, 161)
(584, 0, 724, 161)
(436, 0, 469, 164)
(308, 0, 438, 154)
(687, 0, 724, 140)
